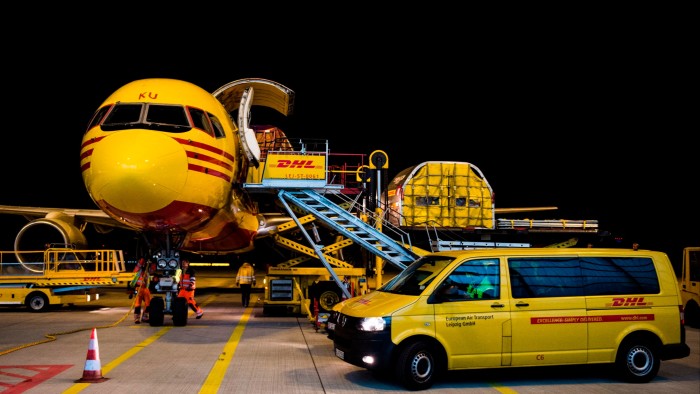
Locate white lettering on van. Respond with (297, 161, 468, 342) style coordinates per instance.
(531, 314, 655, 324)
(445, 315, 492, 327)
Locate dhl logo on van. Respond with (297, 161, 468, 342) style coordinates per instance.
(608, 297, 652, 307)
(531, 314, 655, 324)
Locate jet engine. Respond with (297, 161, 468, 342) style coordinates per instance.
(14, 214, 88, 252)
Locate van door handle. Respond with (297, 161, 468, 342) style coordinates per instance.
(491, 303, 505, 308)
(515, 302, 530, 307)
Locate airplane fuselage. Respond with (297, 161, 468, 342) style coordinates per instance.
(80, 78, 258, 254)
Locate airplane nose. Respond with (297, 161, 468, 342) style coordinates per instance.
(87, 130, 188, 213)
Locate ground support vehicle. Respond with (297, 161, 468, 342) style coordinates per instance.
(264, 215, 367, 317)
(144, 249, 194, 327)
(249, 151, 609, 323)
(259, 187, 420, 318)
(679, 246, 700, 327)
(0, 246, 133, 311)
(243, 144, 412, 318)
(332, 247, 691, 390)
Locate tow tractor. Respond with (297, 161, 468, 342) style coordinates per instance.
(144, 249, 191, 327)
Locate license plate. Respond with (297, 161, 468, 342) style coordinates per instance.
(335, 347, 344, 359)
(327, 322, 335, 331)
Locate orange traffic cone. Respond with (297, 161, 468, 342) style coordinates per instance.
(75, 328, 109, 383)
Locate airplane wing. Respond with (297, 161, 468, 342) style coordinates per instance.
(0, 205, 128, 229)
(0, 204, 135, 251)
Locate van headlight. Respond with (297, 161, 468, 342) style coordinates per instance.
(358, 317, 389, 332)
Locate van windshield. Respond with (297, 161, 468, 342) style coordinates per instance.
(380, 256, 455, 295)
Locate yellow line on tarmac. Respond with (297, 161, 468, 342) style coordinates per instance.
(492, 383, 519, 393)
(63, 327, 171, 394)
(198, 305, 253, 394)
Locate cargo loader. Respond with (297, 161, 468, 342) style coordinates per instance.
(0, 245, 134, 311)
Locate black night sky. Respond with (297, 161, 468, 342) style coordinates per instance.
(0, 14, 695, 265)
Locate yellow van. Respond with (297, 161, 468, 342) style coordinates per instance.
(331, 248, 691, 390)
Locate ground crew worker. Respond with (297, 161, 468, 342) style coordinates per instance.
(178, 259, 203, 319)
(236, 261, 256, 307)
(131, 258, 151, 323)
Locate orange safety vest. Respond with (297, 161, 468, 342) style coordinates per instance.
(181, 269, 196, 290)
(131, 265, 148, 288)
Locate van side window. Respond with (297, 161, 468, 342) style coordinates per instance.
(581, 257, 660, 295)
(436, 258, 500, 301)
(509, 257, 661, 298)
(508, 258, 583, 298)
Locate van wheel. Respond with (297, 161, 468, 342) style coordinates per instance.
(615, 336, 660, 383)
(395, 340, 439, 391)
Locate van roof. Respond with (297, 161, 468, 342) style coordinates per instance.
(429, 248, 663, 258)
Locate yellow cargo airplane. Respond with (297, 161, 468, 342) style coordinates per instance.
(0, 78, 296, 258)
(0, 77, 564, 263)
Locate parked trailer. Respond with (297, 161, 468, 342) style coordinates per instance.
(0, 246, 133, 311)
(679, 246, 700, 327)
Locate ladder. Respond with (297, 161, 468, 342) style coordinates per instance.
(278, 189, 417, 272)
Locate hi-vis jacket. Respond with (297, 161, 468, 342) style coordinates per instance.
(130, 260, 149, 288)
(180, 267, 196, 291)
(236, 263, 255, 285)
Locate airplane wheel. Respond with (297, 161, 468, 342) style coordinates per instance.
(172, 297, 188, 327)
(149, 297, 165, 326)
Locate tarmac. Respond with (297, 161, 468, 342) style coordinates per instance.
(0, 267, 697, 394)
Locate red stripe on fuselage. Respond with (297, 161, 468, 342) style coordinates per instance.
(185, 150, 233, 172)
(80, 136, 105, 152)
(187, 164, 231, 183)
(173, 137, 235, 162)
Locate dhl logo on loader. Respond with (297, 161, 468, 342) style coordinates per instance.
(273, 159, 320, 169)
(608, 297, 652, 307)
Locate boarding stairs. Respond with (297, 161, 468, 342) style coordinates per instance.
(277, 189, 417, 272)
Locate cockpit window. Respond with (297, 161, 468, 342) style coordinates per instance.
(188, 107, 226, 138)
(146, 105, 189, 127)
(189, 107, 213, 136)
(99, 103, 192, 132)
(209, 113, 226, 138)
(86, 105, 112, 132)
(106, 103, 143, 124)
